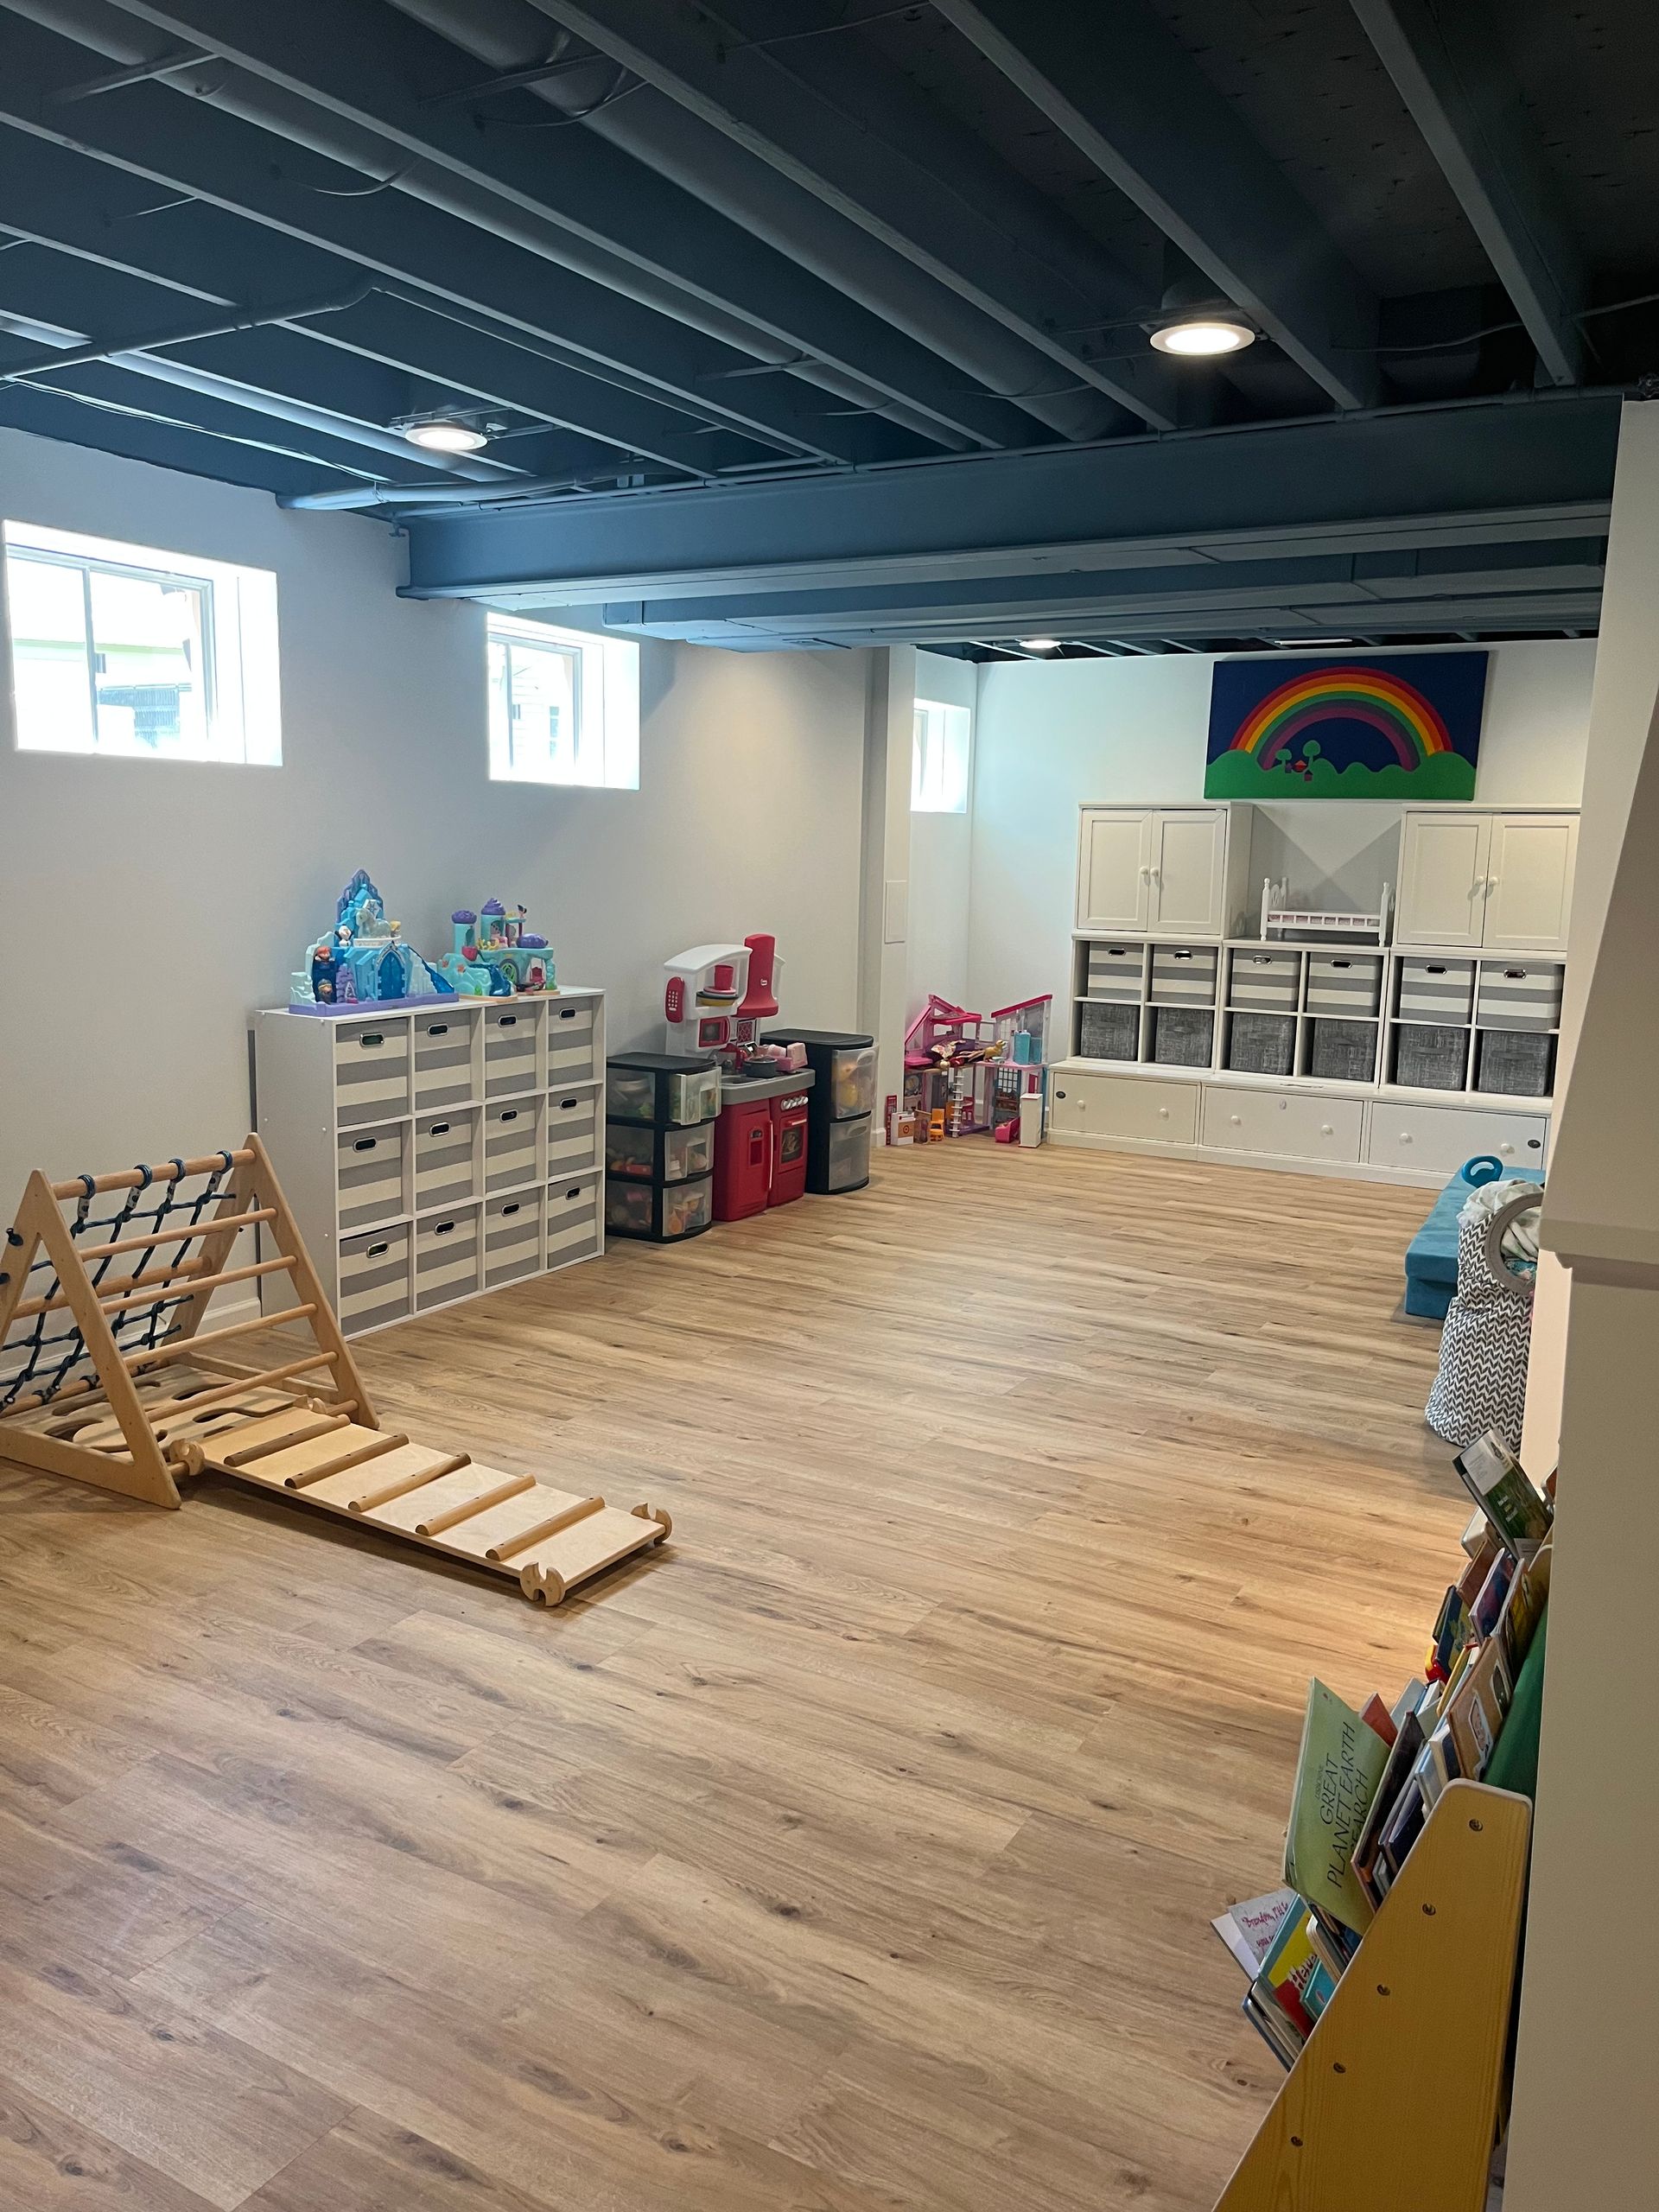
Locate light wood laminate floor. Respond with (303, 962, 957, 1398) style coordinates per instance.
(0, 1141, 1467, 2212)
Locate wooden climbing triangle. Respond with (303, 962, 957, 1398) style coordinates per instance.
(0, 1136, 670, 1605)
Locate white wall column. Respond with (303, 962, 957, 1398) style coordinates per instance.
(1523, 400, 1659, 1469)
(859, 645, 916, 1120)
(1507, 407, 1659, 2209)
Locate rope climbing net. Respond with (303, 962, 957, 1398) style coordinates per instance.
(0, 1153, 243, 1414)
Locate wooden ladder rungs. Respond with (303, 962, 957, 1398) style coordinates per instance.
(148, 1353, 340, 1432)
(101, 1254, 295, 1317)
(222, 1412, 356, 1468)
(124, 1305, 318, 1371)
(79, 1208, 276, 1263)
(283, 1431, 410, 1492)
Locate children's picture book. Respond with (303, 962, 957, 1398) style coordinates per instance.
(1453, 1431, 1554, 1559)
(1427, 1583, 1474, 1681)
(1445, 1632, 1515, 1779)
(1284, 1679, 1392, 1936)
(1351, 1707, 1426, 1908)
(1211, 1887, 1299, 1977)
(1501, 1538, 1553, 1670)
(1251, 1907, 1338, 2048)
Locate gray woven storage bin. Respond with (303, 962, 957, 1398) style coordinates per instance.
(1307, 1018, 1377, 1083)
(1078, 1001, 1140, 1061)
(1475, 1029, 1555, 1097)
(1150, 1007, 1213, 1068)
(1394, 1022, 1469, 1090)
(1226, 1013, 1295, 1076)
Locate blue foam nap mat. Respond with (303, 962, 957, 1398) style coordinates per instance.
(1403, 1160, 1546, 1322)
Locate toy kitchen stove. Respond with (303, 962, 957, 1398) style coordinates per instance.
(663, 936, 784, 1064)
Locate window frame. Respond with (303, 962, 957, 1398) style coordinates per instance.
(3, 518, 280, 766)
(911, 696, 972, 814)
(485, 613, 639, 791)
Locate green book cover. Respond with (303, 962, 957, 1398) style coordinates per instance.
(1284, 1678, 1391, 1936)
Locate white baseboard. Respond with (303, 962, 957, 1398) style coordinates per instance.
(1047, 1128, 1446, 1189)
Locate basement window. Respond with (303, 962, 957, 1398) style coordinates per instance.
(3, 520, 281, 765)
(486, 614, 639, 789)
(912, 697, 971, 813)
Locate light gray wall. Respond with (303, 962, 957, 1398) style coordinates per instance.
(906, 650, 977, 1024)
(965, 640, 1599, 1020)
(0, 428, 870, 1198)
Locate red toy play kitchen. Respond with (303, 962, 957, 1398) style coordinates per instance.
(711, 1067, 815, 1221)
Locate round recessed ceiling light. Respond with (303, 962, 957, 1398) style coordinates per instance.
(1149, 316, 1255, 357)
(404, 417, 489, 454)
(1018, 637, 1062, 652)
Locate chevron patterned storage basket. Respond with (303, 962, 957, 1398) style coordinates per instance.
(1426, 1188, 1541, 1452)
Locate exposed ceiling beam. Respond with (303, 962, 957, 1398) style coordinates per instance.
(517, 0, 1177, 430)
(67, 0, 1071, 448)
(396, 394, 1619, 606)
(0, 373, 357, 489)
(1349, 0, 1586, 385)
(931, 0, 1382, 409)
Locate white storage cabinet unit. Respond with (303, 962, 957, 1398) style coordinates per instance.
(1058, 801, 1572, 1188)
(1396, 808, 1578, 952)
(1076, 804, 1249, 937)
(254, 989, 605, 1336)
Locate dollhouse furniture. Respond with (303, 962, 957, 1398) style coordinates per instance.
(712, 1069, 814, 1220)
(604, 1053, 721, 1242)
(762, 1031, 876, 1193)
(253, 988, 604, 1336)
(1055, 801, 1575, 1187)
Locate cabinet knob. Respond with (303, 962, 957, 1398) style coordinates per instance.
(1400, 1132, 1413, 1144)
(1320, 1123, 1333, 1136)
(1498, 1142, 1514, 1156)
(1159, 1107, 1170, 1119)
(1230, 1114, 1242, 1126)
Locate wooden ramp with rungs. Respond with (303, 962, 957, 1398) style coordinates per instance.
(0, 1137, 671, 1605)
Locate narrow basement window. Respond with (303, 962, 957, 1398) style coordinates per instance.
(912, 697, 971, 813)
(3, 519, 281, 765)
(486, 614, 639, 789)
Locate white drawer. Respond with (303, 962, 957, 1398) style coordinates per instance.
(1202, 1087, 1363, 1163)
(545, 997, 599, 1084)
(413, 1107, 479, 1212)
(411, 1008, 476, 1110)
(333, 1017, 410, 1126)
(339, 1222, 410, 1336)
(483, 1189, 543, 1287)
(545, 1170, 603, 1268)
(1365, 1102, 1548, 1177)
(482, 1004, 540, 1098)
(482, 1096, 542, 1193)
(335, 1121, 407, 1231)
(414, 1204, 481, 1310)
(545, 1084, 601, 1175)
(1048, 1070, 1199, 1144)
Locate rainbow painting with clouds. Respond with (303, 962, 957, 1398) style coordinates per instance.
(1205, 652, 1487, 800)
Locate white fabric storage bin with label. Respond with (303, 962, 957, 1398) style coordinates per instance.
(413, 1108, 478, 1214)
(482, 1005, 539, 1098)
(333, 1018, 410, 1127)
(411, 1010, 475, 1111)
(414, 1205, 481, 1310)
(1084, 943, 1145, 1001)
(335, 1122, 407, 1232)
(545, 1086, 600, 1176)
(1476, 962, 1564, 1033)
(338, 1222, 410, 1335)
(483, 1097, 542, 1193)
(1306, 950, 1382, 1017)
(484, 1189, 544, 1287)
(1397, 956, 1475, 1025)
(546, 998, 598, 1084)
(1147, 945, 1217, 1006)
(1227, 947, 1300, 1011)
(546, 1171, 602, 1265)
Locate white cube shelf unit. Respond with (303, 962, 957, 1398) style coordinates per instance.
(254, 989, 606, 1336)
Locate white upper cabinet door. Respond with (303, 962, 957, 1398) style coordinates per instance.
(1077, 809, 1153, 931)
(1484, 813, 1578, 953)
(1397, 810, 1491, 945)
(1148, 808, 1226, 935)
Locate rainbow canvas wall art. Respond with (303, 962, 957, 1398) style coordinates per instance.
(1205, 652, 1488, 800)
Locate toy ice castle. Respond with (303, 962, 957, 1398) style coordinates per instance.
(289, 869, 454, 1013)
